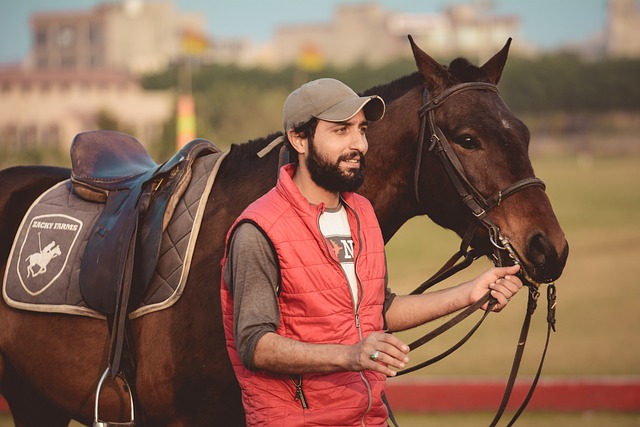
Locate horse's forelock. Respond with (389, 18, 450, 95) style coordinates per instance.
(447, 57, 490, 83)
(361, 60, 490, 101)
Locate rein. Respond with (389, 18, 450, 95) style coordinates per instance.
(391, 82, 557, 426)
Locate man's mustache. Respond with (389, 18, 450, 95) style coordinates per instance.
(338, 151, 366, 166)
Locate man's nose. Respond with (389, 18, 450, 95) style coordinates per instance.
(351, 133, 368, 154)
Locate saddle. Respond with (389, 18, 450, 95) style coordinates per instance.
(70, 129, 219, 376)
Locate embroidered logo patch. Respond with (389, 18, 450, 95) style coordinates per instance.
(16, 214, 83, 296)
(327, 235, 354, 263)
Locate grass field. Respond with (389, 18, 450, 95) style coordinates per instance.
(1, 152, 639, 425)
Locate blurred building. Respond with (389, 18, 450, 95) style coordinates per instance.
(0, 0, 527, 153)
(27, 0, 206, 74)
(0, 66, 170, 152)
(263, 3, 524, 69)
(606, 0, 640, 58)
(0, 0, 203, 152)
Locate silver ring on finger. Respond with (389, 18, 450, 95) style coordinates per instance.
(370, 351, 380, 362)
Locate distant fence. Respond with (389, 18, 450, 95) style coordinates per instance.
(1, 377, 639, 416)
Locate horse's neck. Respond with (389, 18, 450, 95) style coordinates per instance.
(362, 121, 421, 241)
(362, 179, 416, 243)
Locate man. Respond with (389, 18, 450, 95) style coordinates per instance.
(220, 78, 522, 426)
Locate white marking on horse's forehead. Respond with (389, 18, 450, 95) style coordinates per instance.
(499, 111, 514, 130)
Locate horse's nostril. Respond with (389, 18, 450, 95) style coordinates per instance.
(524, 232, 569, 283)
(527, 232, 555, 267)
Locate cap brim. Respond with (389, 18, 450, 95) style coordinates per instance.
(316, 95, 385, 123)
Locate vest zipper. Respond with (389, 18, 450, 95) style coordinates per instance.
(317, 201, 373, 425)
(291, 375, 308, 409)
(341, 201, 374, 426)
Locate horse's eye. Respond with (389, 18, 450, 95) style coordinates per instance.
(454, 135, 479, 150)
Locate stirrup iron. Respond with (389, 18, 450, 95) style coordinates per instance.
(93, 367, 135, 427)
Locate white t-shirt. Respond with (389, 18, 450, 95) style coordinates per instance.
(318, 205, 358, 308)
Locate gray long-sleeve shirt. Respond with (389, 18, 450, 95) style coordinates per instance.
(223, 222, 396, 370)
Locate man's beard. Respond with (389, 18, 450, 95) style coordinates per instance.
(306, 138, 365, 193)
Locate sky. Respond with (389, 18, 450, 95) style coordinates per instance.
(0, 0, 608, 64)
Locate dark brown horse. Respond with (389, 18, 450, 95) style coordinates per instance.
(0, 38, 567, 426)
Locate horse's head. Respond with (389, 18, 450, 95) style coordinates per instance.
(363, 36, 567, 285)
(52, 245, 62, 257)
(408, 36, 568, 284)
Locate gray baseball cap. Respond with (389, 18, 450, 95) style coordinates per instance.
(282, 78, 385, 131)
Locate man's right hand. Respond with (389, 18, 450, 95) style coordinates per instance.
(349, 332, 409, 377)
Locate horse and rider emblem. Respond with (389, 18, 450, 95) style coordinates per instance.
(25, 239, 62, 278)
(16, 213, 82, 296)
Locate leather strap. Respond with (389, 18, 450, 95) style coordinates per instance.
(500, 284, 556, 427)
(410, 248, 482, 295)
(109, 215, 139, 378)
(488, 286, 539, 425)
(396, 291, 496, 377)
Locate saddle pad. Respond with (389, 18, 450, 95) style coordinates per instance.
(3, 151, 227, 319)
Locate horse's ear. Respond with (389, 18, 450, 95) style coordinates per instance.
(408, 35, 453, 91)
(480, 38, 512, 85)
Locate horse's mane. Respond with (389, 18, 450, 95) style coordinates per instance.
(225, 132, 283, 164)
(361, 73, 422, 102)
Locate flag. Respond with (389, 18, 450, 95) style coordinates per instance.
(182, 29, 209, 55)
(297, 44, 325, 73)
(176, 94, 196, 148)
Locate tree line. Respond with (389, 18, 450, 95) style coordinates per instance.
(4, 53, 637, 167)
(142, 53, 639, 159)
(144, 53, 640, 114)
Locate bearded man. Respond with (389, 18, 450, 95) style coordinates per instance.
(220, 78, 522, 427)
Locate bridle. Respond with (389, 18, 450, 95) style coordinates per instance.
(409, 81, 552, 297)
(388, 82, 558, 427)
(414, 82, 546, 274)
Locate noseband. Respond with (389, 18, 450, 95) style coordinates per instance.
(414, 82, 547, 286)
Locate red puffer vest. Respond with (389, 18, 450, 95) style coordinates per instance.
(221, 164, 388, 426)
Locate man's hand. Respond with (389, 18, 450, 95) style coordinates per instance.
(468, 265, 523, 312)
(348, 332, 410, 377)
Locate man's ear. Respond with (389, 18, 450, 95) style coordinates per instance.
(287, 129, 307, 155)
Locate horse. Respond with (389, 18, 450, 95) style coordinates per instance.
(0, 37, 568, 426)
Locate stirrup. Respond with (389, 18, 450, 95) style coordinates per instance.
(93, 367, 136, 427)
